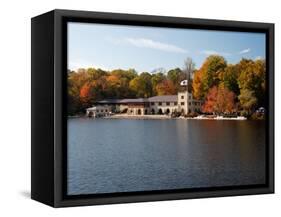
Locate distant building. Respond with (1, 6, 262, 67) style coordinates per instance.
(86, 105, 111, 118)
(86, 91, 203, 117)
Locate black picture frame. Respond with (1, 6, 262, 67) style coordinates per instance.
(31, 9, 274, 207)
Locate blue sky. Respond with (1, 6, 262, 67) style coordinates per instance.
(68, 22, 266, 73)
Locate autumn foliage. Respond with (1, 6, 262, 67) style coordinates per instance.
(202, 85, 236, 114)
(68, 66, 188, 115)
(68, 55, 266, 116)
(155, 80, 176, 96)
(193, 55, 266, 115)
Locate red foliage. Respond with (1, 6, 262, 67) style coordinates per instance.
(80, 83, 91, 99)
(202, 85, 236, 114)
(202, 86, 218, 113)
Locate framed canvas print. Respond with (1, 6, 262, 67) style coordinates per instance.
(31, 9, 274, 207)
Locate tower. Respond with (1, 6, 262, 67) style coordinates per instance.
(177, 91, 189, 115)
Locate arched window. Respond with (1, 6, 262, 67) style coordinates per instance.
(166, 108, 170, 114)
(151, 109, 155, 114)
(137, 109, 142, 115)
(158, 108, 163, 114)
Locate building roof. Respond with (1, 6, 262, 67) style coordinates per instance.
(95, 95, 178, 104)
(148, 95, 177, 102)
(96, 99, 122, 104)
(86, 105, 110, 111)
(96, 98, 149, 104)
(120, 98, 149, 103)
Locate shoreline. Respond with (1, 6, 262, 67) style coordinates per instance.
(104, 114, 173, 120)
(67, 114, 252, 121)
(69, 114, 248, 120)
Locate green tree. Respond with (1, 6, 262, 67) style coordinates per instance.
(238, 89, 257, 114)
(201, 55, 227, 94)
(167, 68, 184, 89)
(192, 55, 227, 99)
(221, 64, 240, 95)
(237, 59, 266, 107)
(151, 72, 166, 95)
(129, 72, 152, 97)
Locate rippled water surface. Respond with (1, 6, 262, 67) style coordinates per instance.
(67, 118, 266, 195)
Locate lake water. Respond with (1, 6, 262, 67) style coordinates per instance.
(67, 118, 266, 195)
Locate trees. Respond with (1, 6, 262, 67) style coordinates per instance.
(238, 89, 257, 114)
(202, 86, 218, 113)
(192, 69, 204, 99)
(183, 57, 195, 81)
(155, 80, 176, 96)
(216, 85, 236, 114)
(68, 69, 92, 115)
(151, 72, 166, 95)
(192, 55, 227, 99)
(167, 68, 185, 92)
(220, 64, 240, 96)
(237, 58, 266, 108)
(183, 58, 195, 92)
(67, 56, 266, 116)
(129, 72, 153, 98)
(202, 85, 236, 114)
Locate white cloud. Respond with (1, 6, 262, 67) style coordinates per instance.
(200, 50, 231, 56)
(124, 37, 188, 53)
(239, 48, 251, 54)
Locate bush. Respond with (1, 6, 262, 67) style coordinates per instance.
(223, 114, 238, 118)
(250, 112, 265, 120)
(240, 110, 251, 118)
(171, 111, 181, 118)
(184, 112, 199, 118)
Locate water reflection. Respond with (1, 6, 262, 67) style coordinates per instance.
(67, 118, 266, 195)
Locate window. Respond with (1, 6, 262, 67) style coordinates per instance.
(158, 102, 162, 106)
(96, 110, 99, 112)
(166, 102, 170, 106)
(151, 102, 155, 106)
(105, 109, 108, 112)
(174, 102, 177, 106)
(181, 95, 184, 99)
(181, 102, 184, 105)
(101, 110, 103, 112)
(189, 102, 191, 106)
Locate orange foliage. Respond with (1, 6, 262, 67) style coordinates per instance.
(202, 86, 218, 113)
(202, 85, 236, 114)
(155, 80, 176, 95)
(192, 69, 203, 99)
(106, 75, 120, 87)
(80, 83, 91, 99)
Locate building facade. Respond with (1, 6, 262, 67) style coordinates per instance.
(86, 91, 203, 117)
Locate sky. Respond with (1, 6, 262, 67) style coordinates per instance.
(68, 22, 266, 73)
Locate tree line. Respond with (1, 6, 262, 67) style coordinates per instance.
(67, 58, 193, 115)
(193, 55, 265, 117)
(68, 55, 266, 117)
